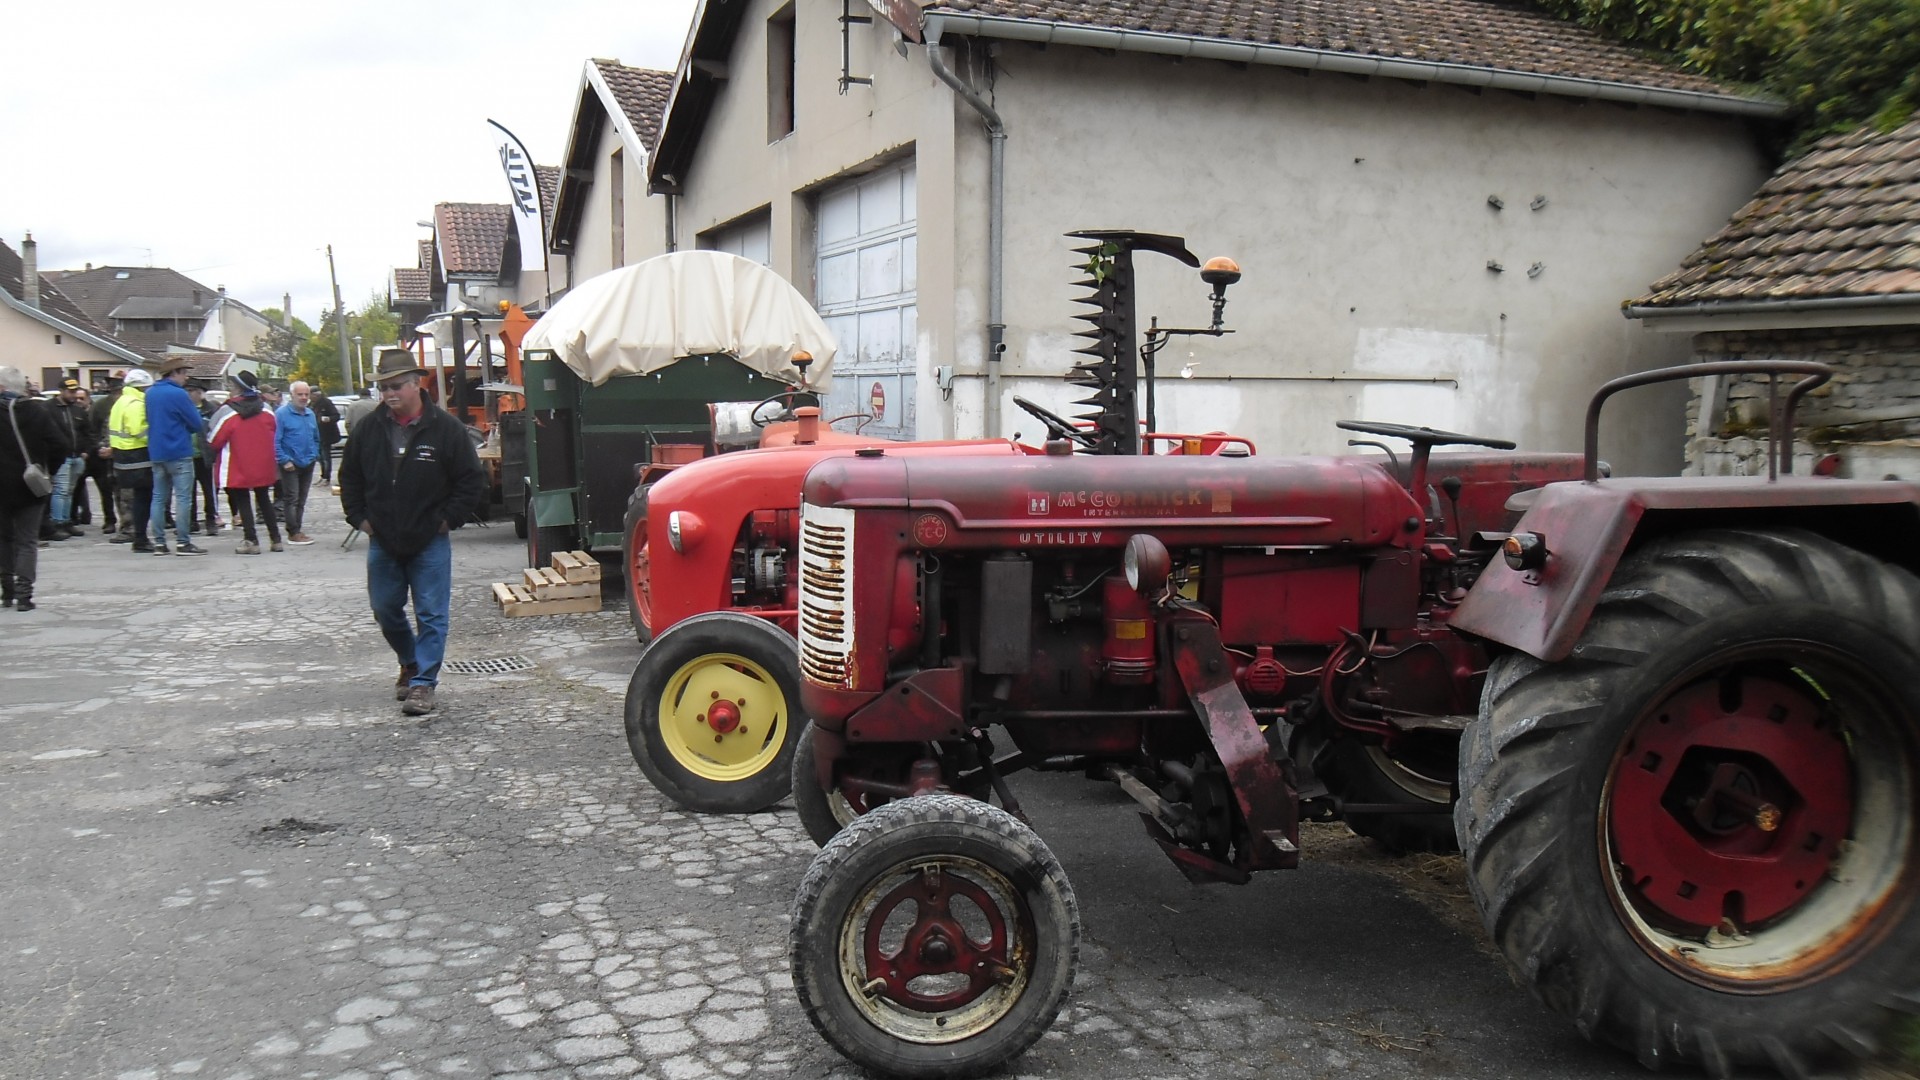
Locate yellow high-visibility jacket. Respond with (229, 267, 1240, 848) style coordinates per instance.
(108, 385, 149, 451)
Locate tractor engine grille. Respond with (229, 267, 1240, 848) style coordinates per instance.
(798, 505, 856, 688)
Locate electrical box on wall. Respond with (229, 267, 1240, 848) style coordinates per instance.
(934, 365, 954, 391)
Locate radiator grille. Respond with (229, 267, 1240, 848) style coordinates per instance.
(797, 504, 855, 688)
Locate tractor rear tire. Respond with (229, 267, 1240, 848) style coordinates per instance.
(793, 722, 859, 847)
(512, 512, 527, 540)
(1456, 528, 1920, 1077)
(622, 483, 655, 644)
(1316, 732, 1460, 853)
(624, 612, 802, 814)
(791, 794, 1079, 1079)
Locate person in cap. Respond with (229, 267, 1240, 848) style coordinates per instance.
(340, 348, 485, 716)
(42, 377, 89, 541)
(0, 366, 62, 611)
(88, 371, 123, 536)
(208, 371, 283, 554)
(145, 355, 208, 556)
(187, 383, 221, 536)
(108, 367, 157, 551)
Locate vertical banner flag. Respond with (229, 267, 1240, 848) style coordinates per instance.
(488, 119, 547, 274)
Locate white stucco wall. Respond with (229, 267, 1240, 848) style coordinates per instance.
(663, 1, 1770, 474)
(0, 306, 137, 385)
(566, 120, 670, 290)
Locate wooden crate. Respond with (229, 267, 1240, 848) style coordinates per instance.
(521, 566, 599, 600)
(491, 581, 601, 618)
(551, 550, 601, 584)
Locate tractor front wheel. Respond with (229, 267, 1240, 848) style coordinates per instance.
(624, 612, 801, 813)
(792, 722, 860, 847)
(621, 483, 655, 644)
(791, 794, 1079, 1079)
(1317, 730, 1460, 853)
(1457, 529, 1920, 1076)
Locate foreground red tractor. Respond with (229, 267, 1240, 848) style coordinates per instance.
(786, 360, 1920, 1078)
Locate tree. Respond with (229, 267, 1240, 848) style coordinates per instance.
(255, 308, 313, 385)
(290, 294, 401, 393)
(1534, 0, 1918, 148)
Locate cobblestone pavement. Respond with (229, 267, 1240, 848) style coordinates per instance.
(2, 514, 1660, 1080)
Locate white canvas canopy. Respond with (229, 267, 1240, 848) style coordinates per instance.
(521, 251, 838, 389)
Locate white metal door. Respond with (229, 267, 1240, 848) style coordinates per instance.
(815, 161, 916, 440)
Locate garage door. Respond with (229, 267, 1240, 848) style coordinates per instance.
(815, 161, 916, 440)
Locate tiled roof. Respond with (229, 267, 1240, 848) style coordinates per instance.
(593, 60, 674, 153)
(392, 267, 433, 306)
(0, 240, 108, 334)
(108, 296, 209, 319)
(418, 238, 435, 272)
(536, 164, 561, 233)
(920, 0, 1732, 96)
(434, 202, 510, 279)
(38, 264, 219, 350)
(1635, 118, 1920, 308)
(170, 349, 236, 381)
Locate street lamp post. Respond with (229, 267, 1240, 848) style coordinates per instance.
(353, 336, 364, 389)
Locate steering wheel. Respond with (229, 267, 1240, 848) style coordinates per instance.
(749, 390, 819, 428)
(1334, 420, 1515, 450)
(1012, 396, 1096, 447)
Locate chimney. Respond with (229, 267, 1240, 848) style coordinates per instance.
(84, 262, 92, 272)
(21, 233, 40, 309)
(282, 293, 293, 329)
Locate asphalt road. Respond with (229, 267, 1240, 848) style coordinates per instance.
(0, 510, 1715, 1080)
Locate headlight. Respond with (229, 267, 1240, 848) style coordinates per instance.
(1122, 534, 1171, 595)
(667, 510, 704, 553)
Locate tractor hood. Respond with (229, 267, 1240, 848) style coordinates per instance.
(523, 251, 838, 389)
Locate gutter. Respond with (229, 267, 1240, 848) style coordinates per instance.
(922, 13, 1786, 119)
(927, 32, 1007, 439)
(0, 290, 150, 366)
(1625, 293, 1920, 320)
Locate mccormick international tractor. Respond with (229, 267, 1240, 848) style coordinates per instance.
(783, 359, 1920, 1078)
(620, 233, 1262, 816)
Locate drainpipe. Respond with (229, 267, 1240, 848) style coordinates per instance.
(927, 34, 1005, 439)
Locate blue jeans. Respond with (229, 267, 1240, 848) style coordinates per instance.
(150, 458, 196, 547)
(367, 533, 452, 687)
(49, 456, 85, 525)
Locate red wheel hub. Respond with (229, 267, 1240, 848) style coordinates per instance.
(1611, 674, 1852, 929)
(862, 864, 1014, 1011)
(705, 699, 741, 734)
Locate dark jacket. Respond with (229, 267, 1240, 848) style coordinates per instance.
(311, 393, 341, 446)
(340, 401, 485, 558)
(48, 398, 87, 459)
(1, 394, 62, 505)
(89, 390, 118, 452)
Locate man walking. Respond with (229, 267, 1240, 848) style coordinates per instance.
(44, 378, 88, 541)
(146, 356, 207, 556)
(108, 368, 156, 552)
(312, 389, 341, 486)
(275, 381, 320, 545)
(341, 351, 484, 716)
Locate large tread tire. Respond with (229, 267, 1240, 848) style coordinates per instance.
(621, 483, 654, 645)
(790, 794, 1079, 1079)
(624, 612, 801, 814)
(1316, 732, 1460, 854)
(1457, 528, 1920, 1078)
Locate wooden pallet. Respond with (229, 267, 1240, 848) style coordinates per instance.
(551, 550, 601, 583)
(490, 552, 604, 617)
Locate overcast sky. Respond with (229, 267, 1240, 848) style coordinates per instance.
(3, 0, 700, 327)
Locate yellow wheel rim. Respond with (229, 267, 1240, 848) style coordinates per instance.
(657, 651, 788, 782)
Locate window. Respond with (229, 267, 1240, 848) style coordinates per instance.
(611, 147, 625, 269)
(768, 4, 796, 141)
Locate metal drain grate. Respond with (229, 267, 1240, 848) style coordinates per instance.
(442, 656, 536, 676)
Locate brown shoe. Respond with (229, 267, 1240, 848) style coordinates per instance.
(395, 665, 419, 700)
(401, 685, 436, 716)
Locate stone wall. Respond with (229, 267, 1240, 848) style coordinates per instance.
(1685, 325, 1920, 479)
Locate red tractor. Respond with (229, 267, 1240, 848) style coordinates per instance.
(621, 232, 1253, 815)
(784, 359, 1920, 1078)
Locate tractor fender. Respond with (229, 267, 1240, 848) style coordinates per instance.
(1450, 475, 1920, 661)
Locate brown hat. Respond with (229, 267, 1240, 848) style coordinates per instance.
(157, 355, 194, 376)
(373, 347, 426, 380)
